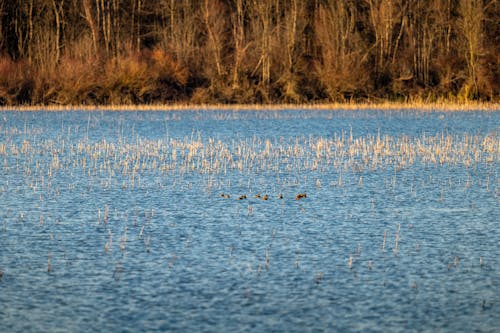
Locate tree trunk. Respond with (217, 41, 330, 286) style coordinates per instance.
(83, 0, 98, 55)
(51, 0, 61, 64)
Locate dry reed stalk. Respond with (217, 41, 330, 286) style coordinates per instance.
(2, 101, 498, 112)
(315, 272, 324, 284)
(394, 224, 400, 256)
(382, 231, 387, 252)
(47, 253, 52, 273)
(265, 249, 270, 270)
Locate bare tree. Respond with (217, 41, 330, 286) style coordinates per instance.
(314, 0, 368, 100)
(51, 0, 63, 63)
(251, 0, 273, 87)
(458, 0, 483, 98)
(202, 0, 225, 78)
(83, 0, 98, 55)
(230, 0, 248, 88)
(156, 0, 200, 67)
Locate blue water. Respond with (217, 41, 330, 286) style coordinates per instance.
(0, 108, 499, 332)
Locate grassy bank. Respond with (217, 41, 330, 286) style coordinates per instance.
(1, 101, 499, 112)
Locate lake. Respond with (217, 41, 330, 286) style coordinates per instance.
(0, 108, 499, 332)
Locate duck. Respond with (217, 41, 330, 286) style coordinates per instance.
(262, 194, 269, 200)
(295, 193, 307, 200)
(238, 195, 247, 200)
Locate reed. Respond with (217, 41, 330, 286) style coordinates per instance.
(1, 101, 498, 113)
(382, 231, 387, 252)
(47, 252, 52, 273)
(145, 236, 151, 253)
(0, 108, 497, 300)
(265, 249, 270, 271)
(394, 224, 400, 256)
(119, 227, 128, 255)
(106, 230, 113, 253)
(315, 272, 324, 284)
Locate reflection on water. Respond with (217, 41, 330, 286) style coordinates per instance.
(0, 109, 499, 332)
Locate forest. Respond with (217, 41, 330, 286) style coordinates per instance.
(0, 0, 498, 106)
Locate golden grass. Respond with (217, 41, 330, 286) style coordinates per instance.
(0, 101, 498, 112)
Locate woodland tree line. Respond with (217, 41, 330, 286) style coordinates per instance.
(0, 0, 498, 105)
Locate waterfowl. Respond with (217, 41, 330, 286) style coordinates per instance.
(254, 194, 261, 198)
(220, 193, 230, 198)
(295, 193, 307, 200)
(262, 194, 269, 200)
(278, 194, 283, 199)
(238, 195, 247, 200)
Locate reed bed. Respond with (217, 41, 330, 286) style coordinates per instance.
(1, 101, 499, 113)
(0, 110, 497, 312)
(2, 130, 495, 181)
(1, 121, 498, 208)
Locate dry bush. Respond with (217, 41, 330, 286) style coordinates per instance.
(102, 54, 152, 104)
(0, 57, 18, 85)
(27, 48, 103, 106)
(54, 56, 102, 105)
(0, 57, 35, 105)
(92, 48, 192, 105)
(28, 35, 104, 105)
(476, 52, 499, 101)
(314, 54, 369, 102)
(0, 57, 18, 105)
(150, 48, 189, 86)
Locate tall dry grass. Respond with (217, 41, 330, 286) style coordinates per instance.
(0, 45, 192, 106)
(0, 57, 34, 105)
(0, 48, 498, 108)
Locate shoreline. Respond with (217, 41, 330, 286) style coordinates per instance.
(0, 101, 499, 112)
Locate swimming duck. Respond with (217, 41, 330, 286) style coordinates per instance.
(295, 193, 307, 200)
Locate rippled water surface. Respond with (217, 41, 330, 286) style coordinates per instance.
(0, 108, 499, 332)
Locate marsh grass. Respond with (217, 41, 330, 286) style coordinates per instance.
(0, 109, 497, 294)
(1, 101, 499, 113)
